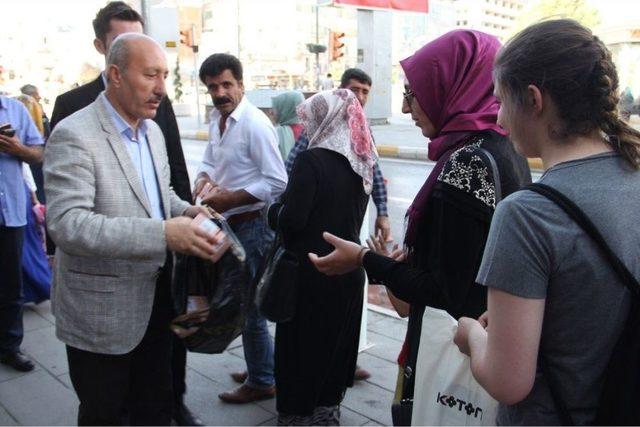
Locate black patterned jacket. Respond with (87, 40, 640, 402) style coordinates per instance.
(363, 130, 531, 399)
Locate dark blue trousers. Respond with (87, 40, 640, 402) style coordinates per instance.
(0, 225, 25, 355)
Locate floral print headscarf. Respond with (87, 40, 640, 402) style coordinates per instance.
(296, 89, 378, 194)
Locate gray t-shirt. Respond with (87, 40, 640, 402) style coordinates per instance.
(476, 152, 640, 425)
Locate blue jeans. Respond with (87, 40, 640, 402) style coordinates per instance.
(231, 216, 274, 389)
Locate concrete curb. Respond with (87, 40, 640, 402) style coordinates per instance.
(180, 130, 430, 161)
(181, 130, 209, 141)
(179, 130, 543, 170)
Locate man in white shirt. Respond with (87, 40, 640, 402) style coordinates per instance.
(320, 73, 334, 91)
(194, 53, 287, 404)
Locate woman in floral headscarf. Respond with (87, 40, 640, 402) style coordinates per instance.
(308, 30, 532, 424)
(268, 89, 377, 426)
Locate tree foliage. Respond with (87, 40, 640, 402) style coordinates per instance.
(510, 0, 600, 37)
(173, 56, 183, 103)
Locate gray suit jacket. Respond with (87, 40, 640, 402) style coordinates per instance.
(44, 93, 191, 355)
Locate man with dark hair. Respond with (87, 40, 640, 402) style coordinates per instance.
(193, 53, 287, 404)
(340, 68, 372, 88)
(50, 2, 200, 426)
(320, 72, 334, 90)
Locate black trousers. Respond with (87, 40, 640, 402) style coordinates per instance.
(67, 267, 174, 426)
(0, 225, 25, 355)
(171, 329, 187, 404)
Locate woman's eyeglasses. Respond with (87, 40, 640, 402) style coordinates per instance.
(403, 88, 416, 105)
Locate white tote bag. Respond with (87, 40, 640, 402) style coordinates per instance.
(411, 307, 498, 426)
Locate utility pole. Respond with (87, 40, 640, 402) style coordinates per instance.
(191, 23, 201, 125)
(315, 4, 320, 91)
(140, 0, 150, 33)
(237, 0, 241, 60)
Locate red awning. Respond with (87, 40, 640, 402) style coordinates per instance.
(332, 0, 428, 13)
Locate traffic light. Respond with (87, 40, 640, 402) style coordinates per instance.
(180, 29, 193, 47)
(330, 31, 345, 61)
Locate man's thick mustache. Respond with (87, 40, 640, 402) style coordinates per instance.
(213, 97, 232, 106)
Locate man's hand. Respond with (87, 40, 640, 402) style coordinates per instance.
(374, 216, 392, 242)
(202, 188, 259, 214)
(308, 232, 362, 276)
(0, 133, 22, 155)
(201, 187, 237, 213)
(165, 216, 222, 261)
(192, 174, 216, 203)
(184, 205, 211, 219)
(0, 134, 43, 164)
(29, 191, 40, 206)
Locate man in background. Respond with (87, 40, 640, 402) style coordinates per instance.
(193, 53, 287, 404)
(320, 73, 334, 90)
(0, 95, 44, 373)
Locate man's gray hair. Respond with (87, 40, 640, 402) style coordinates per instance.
(20, 84, 38, 96)
(106, 32, 160, 74)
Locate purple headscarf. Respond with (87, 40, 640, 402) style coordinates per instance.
(400, 30, 505, 248)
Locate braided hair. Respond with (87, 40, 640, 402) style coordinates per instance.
(494, 19, 640, 168)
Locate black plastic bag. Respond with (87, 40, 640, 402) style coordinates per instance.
(170, 215, 249, 354)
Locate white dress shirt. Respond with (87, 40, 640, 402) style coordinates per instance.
(197, 96, 287, 217)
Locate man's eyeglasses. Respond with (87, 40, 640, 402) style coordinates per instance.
(403, 88, 416, 105)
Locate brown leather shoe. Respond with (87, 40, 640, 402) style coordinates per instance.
(218, 384, 275, 404)
(230, 371, 248, 384)
(354, 366, 371, 381)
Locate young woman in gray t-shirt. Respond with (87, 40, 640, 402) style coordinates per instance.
(454, 19, 640, 425)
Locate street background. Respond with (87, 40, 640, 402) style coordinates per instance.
(1, 0, 640, 424)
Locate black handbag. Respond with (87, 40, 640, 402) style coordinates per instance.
(254, 206, 299, 323)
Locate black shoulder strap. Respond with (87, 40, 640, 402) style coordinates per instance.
(477, 147, 502, 203)
(525, 183, 640, 426)
(526, 184, 640, 295)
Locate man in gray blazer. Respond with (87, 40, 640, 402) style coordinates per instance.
(44, 33, 218, 425)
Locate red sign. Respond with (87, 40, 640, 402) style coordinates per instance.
(332, 0, 428, 13)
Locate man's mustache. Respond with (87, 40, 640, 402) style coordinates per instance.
(147, 95, 163, 103)
(213, 97, 232, 106)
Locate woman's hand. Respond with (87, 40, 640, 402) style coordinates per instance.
(366, 233, 390, 256)
(366, 233, 406, 261)
(308, 232, 363, 275)
(453, 317, 483, 357)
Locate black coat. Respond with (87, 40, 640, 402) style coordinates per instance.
(269, 148, 368, 415)
(50, 75, 191, 202)
(363, 131, 532, 400)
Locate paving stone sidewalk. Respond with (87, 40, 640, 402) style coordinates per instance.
(0, 302, 407, 426)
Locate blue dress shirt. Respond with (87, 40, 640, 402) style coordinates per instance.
(101, 96, 165, 220)
(0, 96, 44, 227)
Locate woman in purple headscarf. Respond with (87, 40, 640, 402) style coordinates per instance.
(309, 29, 531, 423)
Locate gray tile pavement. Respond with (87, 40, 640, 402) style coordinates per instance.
(0, 405, 18, 426)
(1, 303, 407, 426)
